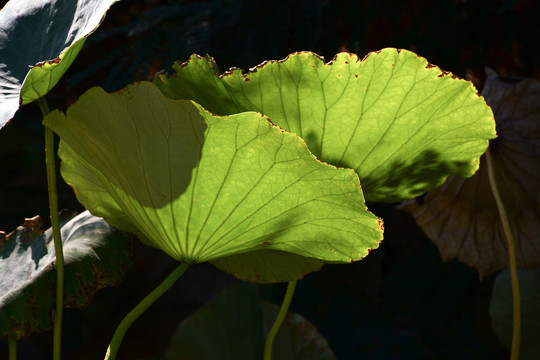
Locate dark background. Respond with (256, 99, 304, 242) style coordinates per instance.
(1, 0, 538, 359)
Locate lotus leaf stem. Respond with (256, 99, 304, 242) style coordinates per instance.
(485, 148, 520, 360)
(8, 339, 16, 360)
(39, 97, 64, 360)
(263, 280, 297, 360)
(104, 262, 189, 360)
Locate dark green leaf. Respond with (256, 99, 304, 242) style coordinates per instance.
(260, 300, 336, 360)
(0, 0, 119, 128)
(490, 269, 540, 359)
(0, 211, 132, 340)
(164, 284, 335, 360)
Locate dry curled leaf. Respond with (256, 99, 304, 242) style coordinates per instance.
(400, 69, 540, 277)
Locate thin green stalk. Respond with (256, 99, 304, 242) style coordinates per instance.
(105, 262, 190, 360)
(485, 149, 520, 360)
(38, 97, 64, 360)
(263, 280, 297, 360)
(8, 339, 16, 360)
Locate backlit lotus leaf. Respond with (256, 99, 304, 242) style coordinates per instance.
(43, 81, 383, 282)
(400, 69, 540, 277)
(154, 49, 496, 202)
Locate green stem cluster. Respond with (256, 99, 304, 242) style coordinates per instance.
(485, 149, 521, 360)
(39, 98, 65, 360)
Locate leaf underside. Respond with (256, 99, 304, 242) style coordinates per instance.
(400, 69, 540, 277)
(0, 0, 119, 129)
(44, 82, 383, 283)
(0, 211, 132, 340)
(155, 48, 496, 202)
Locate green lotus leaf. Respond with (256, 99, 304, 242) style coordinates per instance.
(490, 269, 540, 359)
(155, 49, 496, 202)
(399, 69, 540, 277)
(260, 300, 336, 360)
(0, 211, 132, 340)
(43, 82, 383, 282)
(0, 0, 119, 129)
(211, 250, 324, 283)
(164, 284, 336, 360)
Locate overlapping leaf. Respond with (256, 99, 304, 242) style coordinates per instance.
(400, 69, 540, 276)
(490, 269, 540, 359)
(44, 82, 383, 282)
(0, 0, 119, 128)
(211, 250, 323, 283)
(154, 48, 496, 202)
(0, 211, 131, 340)
(164, 284, 336, 360)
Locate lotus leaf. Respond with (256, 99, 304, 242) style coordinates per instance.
(0, 0, 119, 128)
(154, 48, 496, 202)
(490, 269, 540, 359)
(0, 211, 131, 340)
(43, 81, 383, 282)
(164, 284, 336, 360)
(400, 69, 540, 277)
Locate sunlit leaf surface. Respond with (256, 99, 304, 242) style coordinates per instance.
(400, 69, 540, 277)
(155, 48, 496, 202)
(0, 211, 131, 340)
(0, 0, 119, 129)
(44, 82, 383, 282)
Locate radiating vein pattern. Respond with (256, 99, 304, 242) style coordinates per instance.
(44, 81, 383, 267)
(155, 48, 496, 202)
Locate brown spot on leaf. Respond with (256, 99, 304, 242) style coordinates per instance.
(23, 215, 42, 233)
(31, 57, 61, 68)
(16, 215, 44, 243)
(378, 218, 384, 232)
(437, 69, 452, 78)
